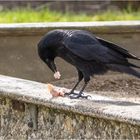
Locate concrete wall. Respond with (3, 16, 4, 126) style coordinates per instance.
(0, 75, 140, 140)
(0, 21, 140, 82)
(1, 97, 140, 139)
(0, 75, 140, 139)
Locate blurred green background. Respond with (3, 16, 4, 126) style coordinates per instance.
(0, 1, 140, 23)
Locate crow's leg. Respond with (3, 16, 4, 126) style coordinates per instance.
(70, 76, 91, 99)
(65, 70, 83, 96)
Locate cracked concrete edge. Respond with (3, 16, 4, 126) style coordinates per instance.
(0, 21, 140, 36)
(0, 74, 140, 126)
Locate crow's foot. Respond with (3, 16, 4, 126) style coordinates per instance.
(70, 93, 91, 99)
(65, 92, 79, 96)
(65, 92, 91, 99)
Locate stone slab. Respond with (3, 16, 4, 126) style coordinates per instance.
(0, 75, 140, 126)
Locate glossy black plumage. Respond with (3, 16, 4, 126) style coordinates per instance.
(38, 29, 140, 98)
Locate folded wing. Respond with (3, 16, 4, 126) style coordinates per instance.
(63, 30, 130, 65)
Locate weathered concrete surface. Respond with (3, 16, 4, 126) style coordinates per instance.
(1, 97, 140, 139)
(0, 75, 140, 139)
(0, 21, 140, 82)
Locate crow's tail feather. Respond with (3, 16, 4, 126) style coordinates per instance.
(125, 68, 140, 78)
(109, 64, 140, 78)
(97, 37, 140, 60)
(128, 63, 140, 69)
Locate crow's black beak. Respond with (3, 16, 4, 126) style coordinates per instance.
(46, 59, 57, 73)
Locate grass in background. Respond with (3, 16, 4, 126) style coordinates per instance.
(0, 8, 140, 23)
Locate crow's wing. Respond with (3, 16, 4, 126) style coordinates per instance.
(96, 37, 140, 60)
(63, 31, 127, 64)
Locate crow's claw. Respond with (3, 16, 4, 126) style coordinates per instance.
(86, 95, 92, 99)
(65, 92, 91, 99)
(64, 92, 79, 96)
(70, 94, 91, 99)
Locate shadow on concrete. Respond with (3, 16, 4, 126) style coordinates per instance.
(92, 99, 140, 106)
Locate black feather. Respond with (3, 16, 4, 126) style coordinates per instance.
(108, 64, 140, 78)
(97, 37, 140, 60)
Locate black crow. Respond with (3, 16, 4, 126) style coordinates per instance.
(38, 29, 140, 99)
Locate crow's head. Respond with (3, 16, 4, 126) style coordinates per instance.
(38, 30, 65, 79)
(38, 37, 58, 73)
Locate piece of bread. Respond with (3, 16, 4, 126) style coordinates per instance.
(47, 84, 65, 97)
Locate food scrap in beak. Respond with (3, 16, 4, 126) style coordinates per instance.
(54, 71, 61, 79)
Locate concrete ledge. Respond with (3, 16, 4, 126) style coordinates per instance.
(0, 75, 140, 139)
(0, 21, 140, 36)
(0, 75, 140, 126)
